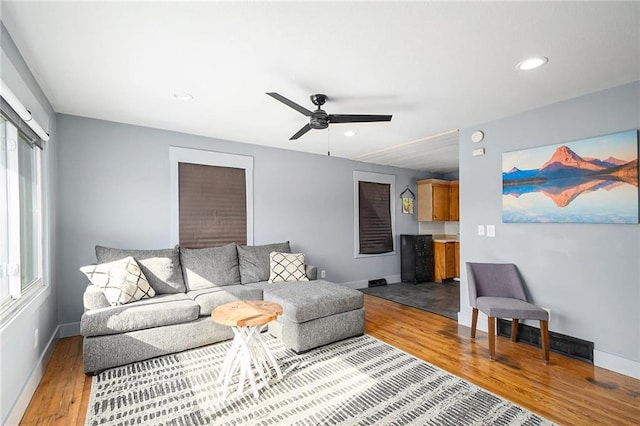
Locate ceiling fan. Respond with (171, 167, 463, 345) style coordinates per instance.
(266, 92, 392, 140)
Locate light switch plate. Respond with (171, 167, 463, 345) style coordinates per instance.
(477, 225, 485, 236)
(472, 147, 485, 157)
(486, 225, 496, 237)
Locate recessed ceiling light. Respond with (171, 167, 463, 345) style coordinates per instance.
(516, 56, 548, 71)
(344, 130, 357, 137)
(172, 92, 194, 101)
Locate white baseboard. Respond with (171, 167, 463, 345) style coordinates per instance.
(59, 321, 80, 338)
(6, 325, 60, 425)
(338, 280, 366, 290)
(594, 350, 640, 379)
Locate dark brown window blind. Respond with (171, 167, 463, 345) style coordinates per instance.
(358, 181, 393, 254)
(179, 162, 247, 248)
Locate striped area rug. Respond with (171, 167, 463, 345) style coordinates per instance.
(86, 334, 552, 425)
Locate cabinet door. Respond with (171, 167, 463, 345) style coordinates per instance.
(444, 242, 456, 277)
(432, 184, 450, 221)
(449, 181, 459, 222)
(433, 242, 445, 283)
(434, 241, 456, 282)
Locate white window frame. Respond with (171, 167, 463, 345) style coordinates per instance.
(353, 170, 396, 258)
(0, 118, 44, 321)
(169, 146, 254, 246)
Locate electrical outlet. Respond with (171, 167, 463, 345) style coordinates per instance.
(477, 225, 485, 236)
(542, 307, 551, 321)
(34, 328, 39, 349)
(486, 225, 496, 237)
(321, 270, 326, 279)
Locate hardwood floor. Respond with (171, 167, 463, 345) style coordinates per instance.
(20, 295, 640, 425)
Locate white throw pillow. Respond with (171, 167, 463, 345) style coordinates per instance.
(268, 251, 309, 283)
(80, 256, 156, 306)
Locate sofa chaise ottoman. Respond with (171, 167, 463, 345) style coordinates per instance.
(252, 280, 365, 353)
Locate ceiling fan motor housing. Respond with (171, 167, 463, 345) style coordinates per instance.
(310, 110, 329, 129)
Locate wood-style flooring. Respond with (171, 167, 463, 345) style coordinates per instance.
(20, 294, 640, 425)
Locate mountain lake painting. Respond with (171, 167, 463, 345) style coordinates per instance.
(502, 130, 639, 224)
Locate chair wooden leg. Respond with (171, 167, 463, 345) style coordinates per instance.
(488, 316, 496, 361)
(471, 308, 478, 338)
(540, 319, 550, 364)
(511, 319, 519, 342)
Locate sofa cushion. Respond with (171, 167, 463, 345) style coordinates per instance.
(96, 245, 186, 294)
(237, 241, 290, 284)
(80, 256, 155, 306)
(80, 293, 199, 337)
(180, 243, 241, 290)
(268, 252, 309, 283)
(262, 280, 363, 323)
(187, 285, 263, 316)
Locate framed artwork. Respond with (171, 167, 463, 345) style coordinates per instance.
(502, 130, 639, 224)
(402, 197, 414, 214)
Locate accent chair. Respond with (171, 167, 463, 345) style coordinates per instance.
(466, 262, 550, 364)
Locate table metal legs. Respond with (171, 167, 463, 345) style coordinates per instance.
(217, 325, 282, 399)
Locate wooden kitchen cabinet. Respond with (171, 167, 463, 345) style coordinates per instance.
(434, 241, 456, 283)
(417, 179, 450, 221)
(417, 179, 459, 222)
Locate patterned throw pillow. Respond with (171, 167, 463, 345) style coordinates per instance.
(268, 252, 309, 283)
(80, 256, 156, 306)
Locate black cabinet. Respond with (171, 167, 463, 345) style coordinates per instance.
(401, 234, 433, 284)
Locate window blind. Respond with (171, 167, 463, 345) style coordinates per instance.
(178, 162, 247, 248)
(358, 181, 393, 254)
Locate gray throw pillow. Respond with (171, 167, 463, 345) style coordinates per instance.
(237, 241, 291, 284)
(180, 243, 240, 290)
(95, 245, 186, 294)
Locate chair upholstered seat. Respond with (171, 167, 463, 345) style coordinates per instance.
(476, 297, 549, 321)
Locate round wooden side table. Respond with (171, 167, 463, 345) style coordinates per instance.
(211, 300, 283, 399)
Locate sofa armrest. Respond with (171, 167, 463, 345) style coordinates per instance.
(83, 284, 110, 310)
(306, 265, 318, 280)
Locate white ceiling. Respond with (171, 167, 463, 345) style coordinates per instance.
(1, 1, 638, 173)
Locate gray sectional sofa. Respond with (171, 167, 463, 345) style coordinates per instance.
(80, 242, 364, 374)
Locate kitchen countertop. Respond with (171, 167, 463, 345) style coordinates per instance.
(432, 234, 459, 243)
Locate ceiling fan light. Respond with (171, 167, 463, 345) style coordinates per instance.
(516, 56, 548, 71)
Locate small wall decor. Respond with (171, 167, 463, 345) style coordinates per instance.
(400, 187, 415, 214)
(502, 129, 639, 223)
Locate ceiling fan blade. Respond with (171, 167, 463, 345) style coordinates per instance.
(266, 92, 313, 116)
(328, 114, 392, 123)
(290, 123, 312, 140)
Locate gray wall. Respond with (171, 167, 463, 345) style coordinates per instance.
(56, 114, 438, 325)
(0, 22, 58, 424)
(459, 81, 640, 374)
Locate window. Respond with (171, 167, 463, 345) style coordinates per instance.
(169, 147, 253, 247)
(1, 116, 43, 311)
(178, 162, 247, 248)
(354, 171, 396, 258)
